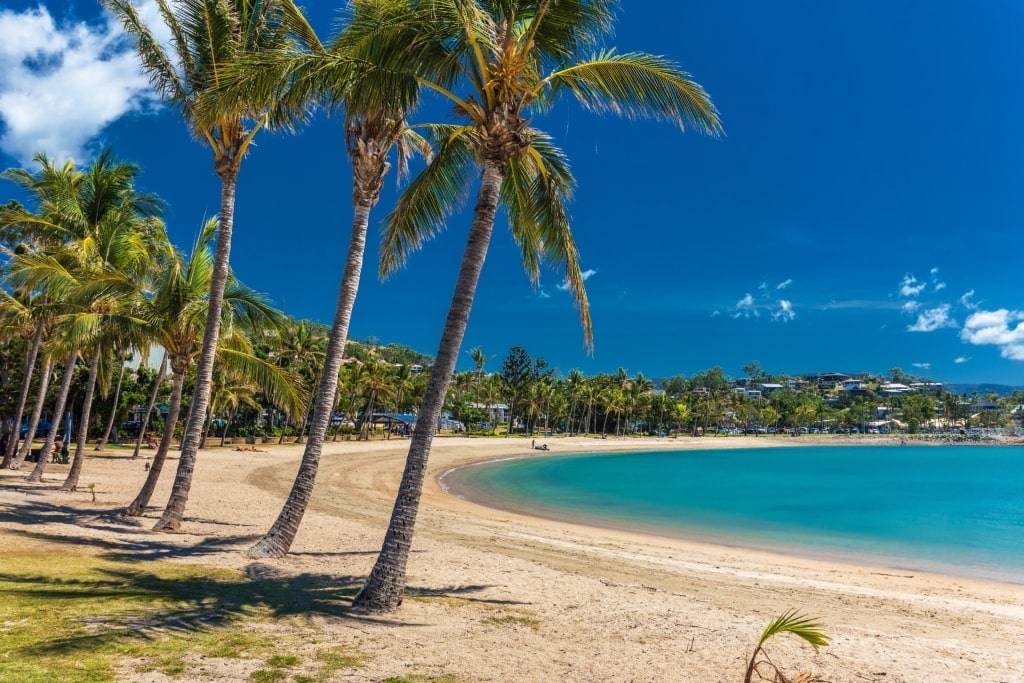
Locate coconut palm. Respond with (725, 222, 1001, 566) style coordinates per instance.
(0, 290, 49, 468)
(234, 1, 437, 557)
(353, 0, 721, 611)
(25, 348, 78, 484)
(103, 0, 317, 531)
(2, 151, 163, 482)
(466, 345, 493, 399)
(120, 218, 299, 517)
(131, 356, 167, 459)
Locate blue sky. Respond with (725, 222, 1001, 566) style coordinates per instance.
(2, 1, 1024, 385)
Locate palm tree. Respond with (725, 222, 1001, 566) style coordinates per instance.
(565, 368, 584, 435)
(120, 219, 298, 517)
(95, 349, 132, 450)
(103, 0, 317, 531)
(353, 0, 721, 612)
(2, 151, 163, 483)
(466, 345, 493, 399)
(0, 290, 49, 468)
(238, 1, 437, 558)
(25, 348, 79, 483)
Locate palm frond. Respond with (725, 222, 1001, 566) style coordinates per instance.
(545, 51, 723, 134)
(758, 610, 829, 651)
(217, 346, 305, 416)
(379, 124, 478, 277)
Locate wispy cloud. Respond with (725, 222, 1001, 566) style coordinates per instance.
(954, 356, 970, 364)
(960, 309, 1024, 360)
(772, 299, 795, 322)
(556, 268, 597, 291)
(959, 289, 978, 310)
(776, 278, 793, 290)
(733, 293, 757, 318)
(907, 305, 957, 332)
(899, 268, 945, 298)
(899, 274, 927, 297)
(0, 4, 161, 165)
(538, 289, 550, 299)
(912, 362, 931, 370)
(901, 300, 920, 314)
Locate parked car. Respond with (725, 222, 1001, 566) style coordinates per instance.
(20, 420, 52, 438)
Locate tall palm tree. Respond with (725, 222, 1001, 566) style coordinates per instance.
(565, 368, 584, 435)
(354, 0, 721, 612)
(243, 0, 436, 558)
(466, 344, 493, 400)
(103, 0, 317, 531)
(95, 348, 132, 450)
(120, 219, 298, 517)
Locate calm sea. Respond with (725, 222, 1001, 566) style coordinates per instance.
(442, 446, 1024, 583)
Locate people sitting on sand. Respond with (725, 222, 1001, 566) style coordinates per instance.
(234, 445, 266, 452)
(534, 443, 549, 451)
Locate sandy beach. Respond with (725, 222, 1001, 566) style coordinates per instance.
(2, 434, 1022, 682)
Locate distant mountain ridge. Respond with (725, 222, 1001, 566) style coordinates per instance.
(944, 383, 1024, 397)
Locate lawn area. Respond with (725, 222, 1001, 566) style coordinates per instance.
(0, 543, 365, 683)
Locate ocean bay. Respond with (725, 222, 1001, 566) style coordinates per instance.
(443, 445, 1024, 583)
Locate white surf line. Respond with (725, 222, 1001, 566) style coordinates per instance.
(500, 530, 1024, 621)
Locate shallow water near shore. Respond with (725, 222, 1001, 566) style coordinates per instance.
(443, 445, 1024, 583)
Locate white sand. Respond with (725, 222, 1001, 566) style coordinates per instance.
(2, 435, 1022, 682)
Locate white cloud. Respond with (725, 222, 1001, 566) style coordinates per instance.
(757, 281, 768, 292)
(711, 310, 721, 317)
(538, 289, 550, 299)
(907, 305, 957, 332)
(899, 269, 945, 297)
(960, 309, 1024, 360)
(912, 362, 931, 370)
(899, 274, 927, 297)
(733, 293, 757, 319)
(901, 300, 920, 314)
(556, 268, 597, 291)
(772, 299, 795, 322)
(0, 4, 159, 165)
(954, 356, 970, 364)
(776, 278, 793, 290)
(959, 290, 978, 310)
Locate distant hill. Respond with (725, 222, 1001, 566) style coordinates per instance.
(945, 383, 1024, 397)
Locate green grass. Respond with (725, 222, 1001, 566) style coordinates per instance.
(0, 549, 365, 683)
(481, 614, 541, 630)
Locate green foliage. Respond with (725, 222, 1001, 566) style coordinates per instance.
(0, 548, 366, 683)
(744, 609, 829, 683)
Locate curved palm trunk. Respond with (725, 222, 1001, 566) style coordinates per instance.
(61, 351, 100, 491)
(2, 320, 44, 468)
(124, 369, 185, 516)
(154, 171, 237, 531)
(26, 350, 78, 483)
(132, 356, 167, 459)
(353, 160, 503, 612)
(11, 357, 54, 470)
(96, 354, 127, 450)
(247, 203, 371, 558)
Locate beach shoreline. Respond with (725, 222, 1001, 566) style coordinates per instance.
(2, 434, 1022, 681)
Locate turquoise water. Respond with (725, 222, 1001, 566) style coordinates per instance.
(443, 446, 1024, 583)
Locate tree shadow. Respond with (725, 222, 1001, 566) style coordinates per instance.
(1, 562, 510, 659)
